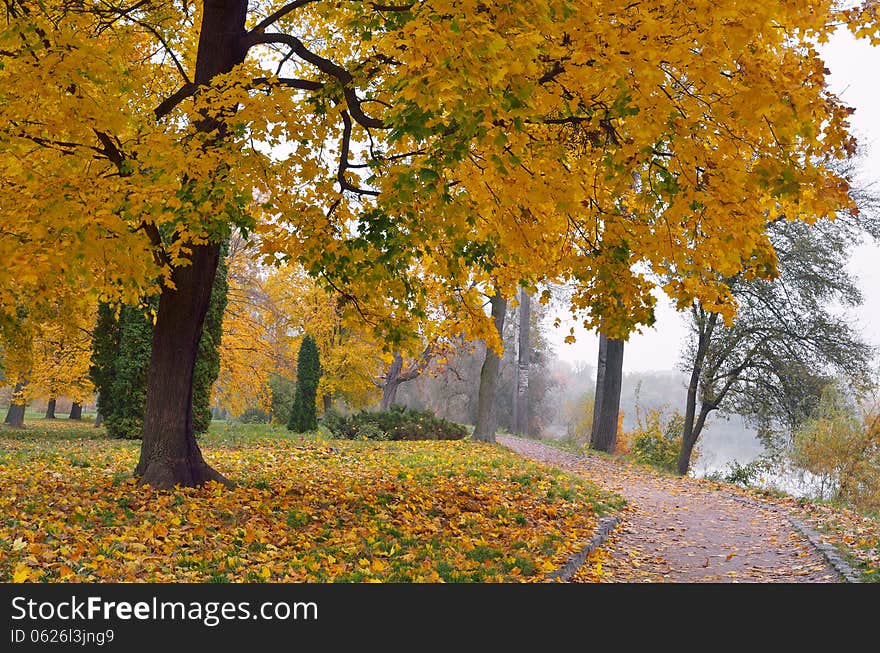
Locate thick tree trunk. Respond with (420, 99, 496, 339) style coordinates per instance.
(45, 398, 56, 419)
(134, 0, 248, 488)
(513, 288, 530, 435)
(94, 410, 103, 428)
(590, 333, 624, 453)
(381, 352, 404, 410)
(4, 383, 26, 428)
(135, 242, 230, 488)
(69, 402, 83, 420)
(473, 293, 507, 443)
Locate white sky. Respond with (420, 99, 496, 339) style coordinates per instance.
(546, 28, 880, 374)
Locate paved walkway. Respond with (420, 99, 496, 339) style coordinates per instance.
(499, 435, 840, 582)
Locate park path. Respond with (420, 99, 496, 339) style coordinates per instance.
(498, 435, 840, 583)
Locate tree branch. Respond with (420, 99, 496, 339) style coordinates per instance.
(246, 32, 386, 129)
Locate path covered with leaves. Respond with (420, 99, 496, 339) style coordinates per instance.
(499, 435, 840, 582)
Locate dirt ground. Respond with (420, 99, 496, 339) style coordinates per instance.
(498, 435, 840, 583)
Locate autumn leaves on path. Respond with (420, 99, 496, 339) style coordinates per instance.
(499, 436, 839, 583)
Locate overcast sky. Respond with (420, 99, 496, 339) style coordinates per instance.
(546, 28, 880, 374)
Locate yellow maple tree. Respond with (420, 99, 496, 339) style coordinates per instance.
(0, 0, 870, 485)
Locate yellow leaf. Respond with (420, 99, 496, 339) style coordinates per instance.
(12, 563, 31, 583)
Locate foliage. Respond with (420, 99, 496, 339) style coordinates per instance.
(791, 385, 880, 512)
(287, 336, 321, 434)
(268, 374, 296, 426)
(627, 406, 688, 474)
(564, 392, 596, 445)
(237, 407, 270, 424)
(0, 0, 868, 352)
(327, 406, 467, 442)
(0, 421, 620, 583)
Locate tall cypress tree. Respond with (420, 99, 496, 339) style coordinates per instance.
(287, 335, 320, 433)
(192, 246, 229, 434)
(89, 302, 121, 425)
(105, 303, 154, 439)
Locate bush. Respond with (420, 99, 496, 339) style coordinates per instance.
(791, 385, 880, 511)
(238, 407, 270, 423)
(711, 457, 773, 487)
(626, 406, 688, 473)
(325, 405, 467, 441)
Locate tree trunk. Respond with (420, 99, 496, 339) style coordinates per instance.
(513, 288, 530, 435)
(69, 402, 83, 420)
(134, 0, 248, 488)
(135, 242, 231, 488)
(45, 398, 56, 419)
(678, 404, 711, 476)
(94, 410, 103, 428)
(678, 309, 718, 475)
(4, 383, 26, 428)
(590, 333, 624, 453)
(473, 293, 507, 443)
(323, 394, 332, 413)
(380, 352, 404, 411)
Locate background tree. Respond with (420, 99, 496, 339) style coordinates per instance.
(677, 212, 877, 475)
(288, 336, 321, 434)
(591, 333, 625, 453)
(513, 288, 531, 436)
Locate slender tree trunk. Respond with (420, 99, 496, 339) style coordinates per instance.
(323, 394, 332, 413)
(381, 352, 404, 410)
(679, 404, 712, 475)
(45, 397, 56, 419)
(94, 410, 103, 428)
(4, 383, 26, 428)
(134, 0, 248, 488)
(678, 309, 718, 475)
(590, 332, 624, 452)
(473, 293, 507, 443)
(69, 402, 83, 420)
(513, 288, 530, 435)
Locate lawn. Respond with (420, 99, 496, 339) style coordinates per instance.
(0, 420, 623, 583)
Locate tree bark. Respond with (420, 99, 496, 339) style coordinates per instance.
(473, 293, 507, 443)
(4, 383, 26, 428)
(590, 332, 624, 452)
(678, 404, 712, 476)
(45, 397, 56, 419)
(513, 288, 530, 435)
(323, 394, 332, 413)
(69, 402, 83, 420)
(94, 410, 103, 428)
(134, 0, 248, 488)
(380, 352, 404, 411)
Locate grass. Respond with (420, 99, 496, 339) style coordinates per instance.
(0, 420, 622, 583)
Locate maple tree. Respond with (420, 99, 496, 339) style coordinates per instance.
(0, 0, 869, 486)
